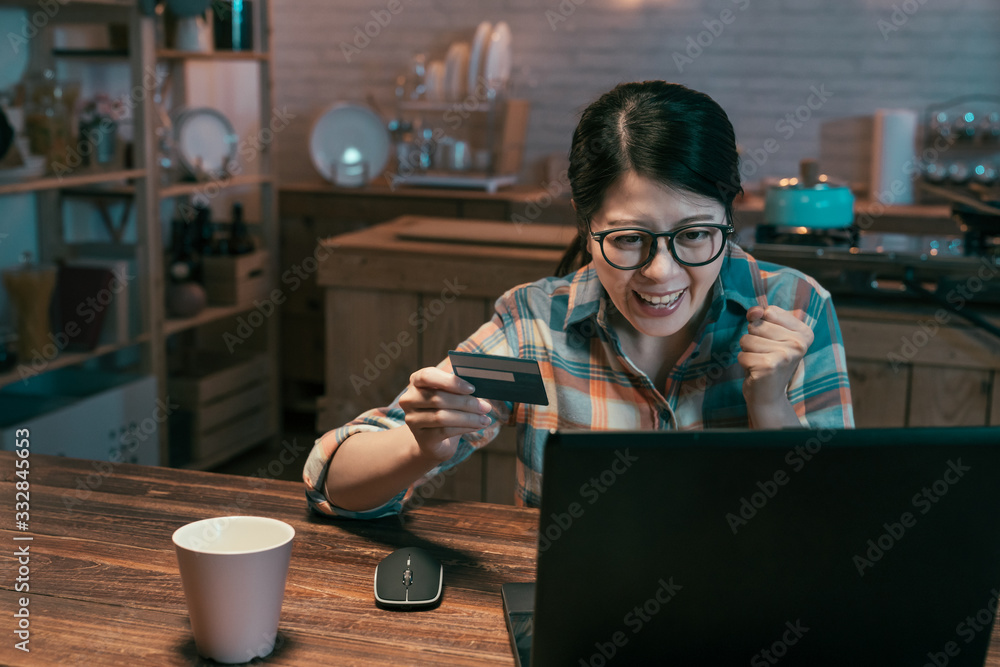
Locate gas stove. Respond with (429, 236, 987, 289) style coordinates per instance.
(746, 224, 1000, 305)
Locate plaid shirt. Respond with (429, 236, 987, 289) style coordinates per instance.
(304, 244, 854, 518)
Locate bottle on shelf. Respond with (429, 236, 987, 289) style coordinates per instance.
(228, 202, 255, 255)
(166, 217, 207, 318)
(194, 204, 214, 257)
(168, 217, 195, 283)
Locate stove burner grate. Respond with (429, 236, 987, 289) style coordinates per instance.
(755, 225, 856, 248)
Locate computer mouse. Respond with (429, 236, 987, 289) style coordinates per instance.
(374, 546, 443, 610)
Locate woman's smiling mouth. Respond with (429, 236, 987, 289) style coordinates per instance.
(634, 288, 687, 307)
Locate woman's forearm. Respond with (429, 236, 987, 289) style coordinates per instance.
(322, 427, 444, 512)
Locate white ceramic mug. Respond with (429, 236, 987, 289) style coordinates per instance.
(173, 516, 295, 664)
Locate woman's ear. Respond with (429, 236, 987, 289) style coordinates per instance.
(570, 198, 577, 212)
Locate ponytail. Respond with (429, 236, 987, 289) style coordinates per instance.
(555, 232, 592, 277)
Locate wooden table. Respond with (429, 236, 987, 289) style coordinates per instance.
(7, 452, 1000, 666)
(0, 452, 537, 665)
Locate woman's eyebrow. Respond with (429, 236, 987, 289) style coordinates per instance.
(600, 213, 719, 229)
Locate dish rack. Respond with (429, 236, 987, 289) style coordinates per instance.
(387, 96, 529, 192)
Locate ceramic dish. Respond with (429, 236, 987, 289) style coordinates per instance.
(444, 42, 470, 102)
(425, 60, 446, 102)
(172, 107, 238, 179)
(484, 20, 511, 91)
(308, 103, 390, 186)
(0, 9, 30, 92)
(467, 21, 492, 95)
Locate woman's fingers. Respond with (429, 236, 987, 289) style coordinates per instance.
(399, 365, 495, 455)
(410, 366, 476, 393)
(747, 305, 812, 339)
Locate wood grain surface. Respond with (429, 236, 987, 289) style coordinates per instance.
(0, 452, 536, 666)
(5, 451, 1000, 666)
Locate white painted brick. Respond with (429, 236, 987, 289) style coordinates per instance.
(272, 0, 1000, 186)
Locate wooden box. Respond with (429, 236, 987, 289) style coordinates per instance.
(168, 351, 272, 466)
(201, 250, 270, 306)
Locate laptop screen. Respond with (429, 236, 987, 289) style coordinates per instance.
(528, 427, 1000, 666)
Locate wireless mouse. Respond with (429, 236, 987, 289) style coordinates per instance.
(374, 546, 443, 610)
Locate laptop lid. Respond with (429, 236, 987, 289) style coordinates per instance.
(529, 427, 1000, 666)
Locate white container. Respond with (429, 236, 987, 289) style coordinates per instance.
(173, 516, 295, 664)
(0, 369, 158, 465)
(870, 108, 918, 205)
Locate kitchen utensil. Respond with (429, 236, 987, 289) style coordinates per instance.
(171, 107, 238, 179)
(0, 9, 30, 93)
(468, 21, 492, 95)
(484, 21, 512, 92)
(764, 159, 855, 229)
(308, 103, 390, 186)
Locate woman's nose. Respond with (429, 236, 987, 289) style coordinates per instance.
(640, 237, 683, 279)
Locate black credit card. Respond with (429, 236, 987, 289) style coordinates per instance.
(448, 351, 549, 406)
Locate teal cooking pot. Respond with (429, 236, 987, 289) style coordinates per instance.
(763, 160, 855, 229)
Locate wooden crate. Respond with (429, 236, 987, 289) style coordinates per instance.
(201, 249, 270, 306)
(168, 351, 272, 466)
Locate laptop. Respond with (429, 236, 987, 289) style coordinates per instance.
(503, 427, 1000, 666)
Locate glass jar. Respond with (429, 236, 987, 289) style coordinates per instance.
(23, 70, 79, 173)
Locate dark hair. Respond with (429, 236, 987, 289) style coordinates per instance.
(556, 81, 743, 277)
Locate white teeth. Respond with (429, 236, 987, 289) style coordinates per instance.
(637, 289, 685, 306)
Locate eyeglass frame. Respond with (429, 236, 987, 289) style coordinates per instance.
(588, 223, 735, 270)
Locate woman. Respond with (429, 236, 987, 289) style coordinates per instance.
(304, 81, 854, 518)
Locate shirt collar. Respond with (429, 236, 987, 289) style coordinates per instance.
(716, 243, 765, 313)
(561, 245, 765, 336)
(564, 264, 604, 330)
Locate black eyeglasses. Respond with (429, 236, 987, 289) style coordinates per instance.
(589, 223, 734, 270)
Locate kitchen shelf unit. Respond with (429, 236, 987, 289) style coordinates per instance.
(0, 0, 163, 464)
(0, 0, 280, 468)
(154, 3, 280, 469)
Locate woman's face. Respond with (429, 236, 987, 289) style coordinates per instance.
(586, 171, 727, 341)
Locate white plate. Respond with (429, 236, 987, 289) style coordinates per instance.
(172, 107, 238, 179)
(309, 103, 390, 186)
(484, 21, 512, 91)
(425, 60, 446, 102)
(444, 42, 470, 102)
(467, 21, 492, 96)
(0, 9, 30, 92)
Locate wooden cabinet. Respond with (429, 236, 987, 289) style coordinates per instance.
(839, 304, 1000, 427)
(278, 183, 574, 411)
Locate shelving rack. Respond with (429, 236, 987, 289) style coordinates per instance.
(0, 0, 279, 468)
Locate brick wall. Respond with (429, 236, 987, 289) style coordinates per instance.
(272, 0, 1000, 191)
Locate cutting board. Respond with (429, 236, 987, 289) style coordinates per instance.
(394, 217, 576, 249)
